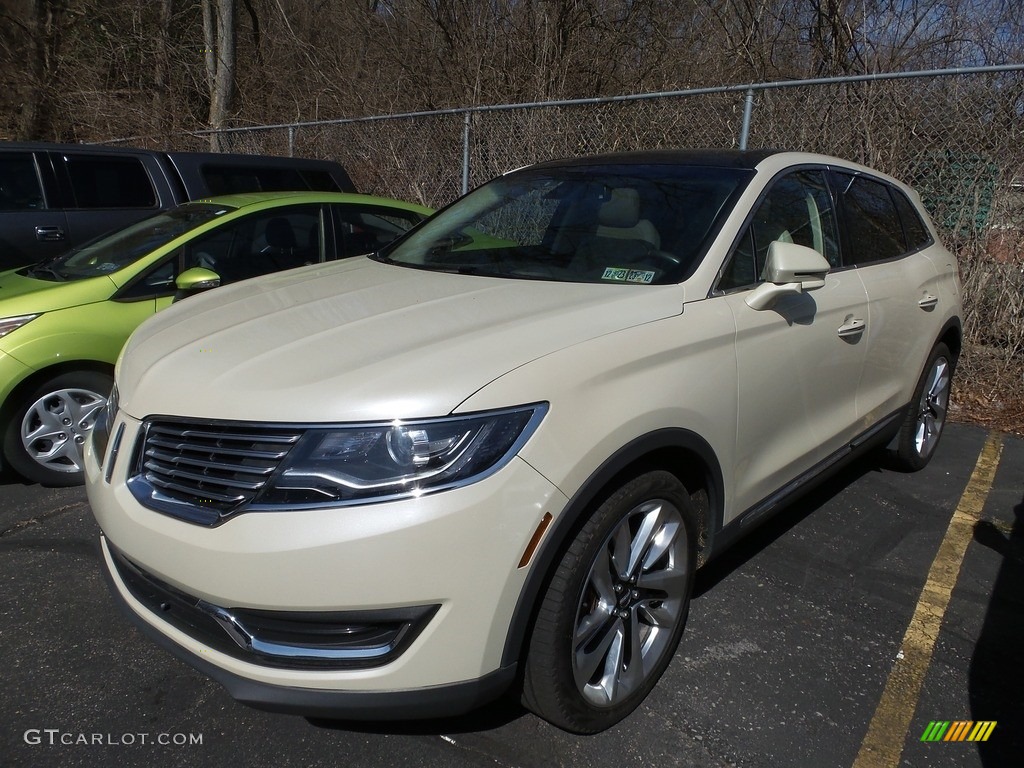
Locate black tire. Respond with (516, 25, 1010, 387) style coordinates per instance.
(890, 342, 954, 472)
(522, 470, 696, 733)
(3, 371, 113, 486)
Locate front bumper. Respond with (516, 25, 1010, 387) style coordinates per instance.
(99, 535, 518, 719)
(86, 412, 567, 713)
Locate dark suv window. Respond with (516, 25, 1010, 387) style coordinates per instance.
(0, 152, 46, 211)
(201, 165, 343, 195)
(835, 173, 906, 264)
(65, 155, 157, 208)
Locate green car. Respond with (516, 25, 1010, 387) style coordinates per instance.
(0, 190, 432, 486)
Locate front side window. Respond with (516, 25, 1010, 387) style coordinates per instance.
(0, 152, 45, 211)
(835, 173, 906, 264)
(717, 169, 839, 291)
(376, 164, 751, 284)
(117, 259, 178, 300)
(63, 155, 157, 209)
(119, 206, 326, 300)
(182, 205, 323, 283)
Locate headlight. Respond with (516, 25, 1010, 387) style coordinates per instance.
(0, 313, 39, 339)
(89, 383, 119, 468)
(104, 382, 120, 426)
(256, 403, 547, 507)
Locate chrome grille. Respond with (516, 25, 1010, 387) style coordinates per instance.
(132, 419, 303, 522)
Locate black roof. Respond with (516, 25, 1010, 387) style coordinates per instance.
(1, 140, 153, 154)
(0, 140, 296, 162)
(528, 149, 782, 171)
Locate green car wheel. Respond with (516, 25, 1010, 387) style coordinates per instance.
(3, 371, 112, 486)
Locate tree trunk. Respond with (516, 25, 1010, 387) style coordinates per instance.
(17, 0, 51, 140)
(203, 0, 236, 152)
(154, 0, 174, 146)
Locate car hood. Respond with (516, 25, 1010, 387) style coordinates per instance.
(0, 269, 116, 316)
(119, 258, 684, 422)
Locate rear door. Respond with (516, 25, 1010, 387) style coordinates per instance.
(54, 151, 162, 247)
(0, 150, 69, 270)
(830, 171, 944, 423)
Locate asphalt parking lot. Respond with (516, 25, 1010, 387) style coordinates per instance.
(1, 422, 1020, 768)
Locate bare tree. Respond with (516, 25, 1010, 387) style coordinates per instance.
(203, 0, 237, 151)
(11, 0, 64, 140)
(1, 0, 1022, 144)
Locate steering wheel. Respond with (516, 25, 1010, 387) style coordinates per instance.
(636, 249, 682, 277)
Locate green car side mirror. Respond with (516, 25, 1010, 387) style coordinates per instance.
(173, 267, 222, 302)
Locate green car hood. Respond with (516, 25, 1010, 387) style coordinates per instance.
(0, 268, 117, 317)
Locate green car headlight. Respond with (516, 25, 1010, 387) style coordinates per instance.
(255, 403, 547, 507)
(0, 313, 39, 339)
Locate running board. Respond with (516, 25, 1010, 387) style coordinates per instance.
(738, 409, 904, 530)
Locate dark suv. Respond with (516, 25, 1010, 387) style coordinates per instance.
(0, 142, 355, 271)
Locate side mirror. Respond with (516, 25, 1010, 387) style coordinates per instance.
(745, 241, 830, 311)
(173, 267, 221, 302)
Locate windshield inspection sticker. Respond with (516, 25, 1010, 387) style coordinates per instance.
(601, 267, 656, 284)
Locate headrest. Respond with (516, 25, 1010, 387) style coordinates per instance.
(598, 188, 640, 228)
(265, 218, 296, 248)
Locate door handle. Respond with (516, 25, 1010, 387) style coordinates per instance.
(837, 317, 866, 339)
(917, 295, 938, 311)
(35, 226, 65, 242)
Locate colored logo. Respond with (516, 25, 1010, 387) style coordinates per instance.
(920, 721, 996, 742)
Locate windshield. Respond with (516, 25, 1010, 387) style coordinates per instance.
(23, 203, 233, 282)
(375, 164, 751, 284)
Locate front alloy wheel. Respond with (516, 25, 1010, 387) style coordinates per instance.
(3, 371, 112, 486)
(523, 471, 695, 733)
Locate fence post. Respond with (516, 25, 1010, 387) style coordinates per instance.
(462, 111, 471, 195)
(287, 125, 295, 157)
(739, 88, 755, 150)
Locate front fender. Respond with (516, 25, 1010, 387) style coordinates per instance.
(500, 427, 724, 669)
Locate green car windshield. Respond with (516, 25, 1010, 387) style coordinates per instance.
(24, 203, 233, 282)
(375, 164, 751, 285)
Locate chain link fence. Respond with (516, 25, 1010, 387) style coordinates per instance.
(107, 65, 1024, 427)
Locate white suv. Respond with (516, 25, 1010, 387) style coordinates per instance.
(85, 151, 961, 733)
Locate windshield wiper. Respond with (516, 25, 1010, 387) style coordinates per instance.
(27, 264, 66, 281)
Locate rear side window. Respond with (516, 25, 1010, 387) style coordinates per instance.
(64, 155, 157, 208)
(331, 204, 426, 258)
(201, 165, 342, 195)
(835, 173, 906, 264)
(0, 152, 46, 210)
(891, 188, 932, 251)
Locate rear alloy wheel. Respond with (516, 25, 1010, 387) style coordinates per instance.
(3, 371, 112, 486)
(523, 470, 695, 733)
(891, 342, 953, 472)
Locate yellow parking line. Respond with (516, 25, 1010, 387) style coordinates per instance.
(852, 431, 1004, 768)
